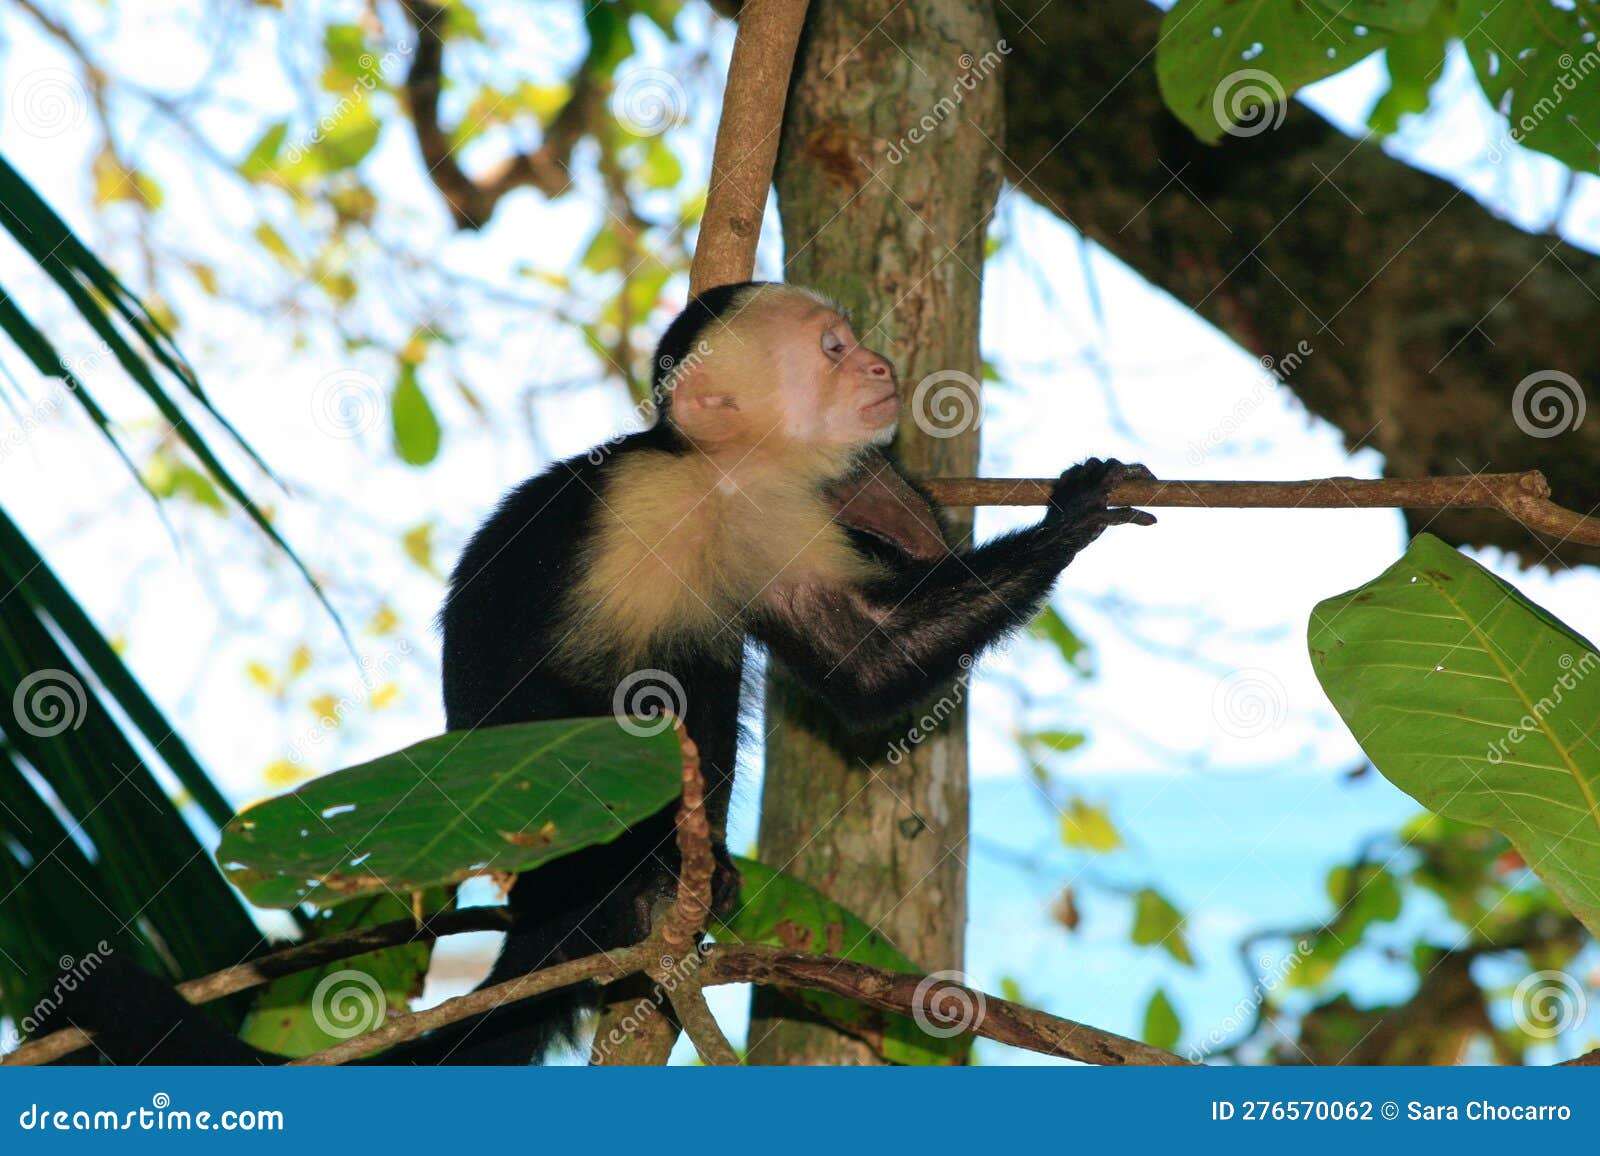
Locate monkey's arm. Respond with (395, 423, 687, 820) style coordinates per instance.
(755, 459, 1152, 727)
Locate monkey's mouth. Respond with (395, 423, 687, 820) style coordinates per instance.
(862, 389, 899, 416)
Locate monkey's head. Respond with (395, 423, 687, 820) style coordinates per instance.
(652, 282, 899, 457)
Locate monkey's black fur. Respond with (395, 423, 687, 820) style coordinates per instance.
(29, 283, 1148, 1064)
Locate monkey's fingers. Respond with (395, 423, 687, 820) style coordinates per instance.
(1107, 507, 1157, 527)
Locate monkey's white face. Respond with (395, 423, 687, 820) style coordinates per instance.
(772, 307, 899, 448)
(671, 287, 899, 458)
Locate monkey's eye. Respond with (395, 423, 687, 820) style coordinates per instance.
(821, 328, 848, 359)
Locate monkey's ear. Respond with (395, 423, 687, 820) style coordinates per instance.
(671, 384, 743, 443)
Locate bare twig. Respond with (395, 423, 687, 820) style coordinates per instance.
(285, 936, 1185, 1067)
(688, 0, 811, 294)
(920, 471, 1600, 546)
(643, 723, 737, 1064)
(9, 713, 1177, 1069)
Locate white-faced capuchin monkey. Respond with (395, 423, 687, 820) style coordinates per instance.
(32, 281, 1153, 1065)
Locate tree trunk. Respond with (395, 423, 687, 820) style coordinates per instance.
(746, 0, 1004, 1064)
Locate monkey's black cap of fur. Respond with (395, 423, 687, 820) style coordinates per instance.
(650, 280, 770, 410)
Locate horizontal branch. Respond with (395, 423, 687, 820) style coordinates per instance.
(698, 944, 1188, 1066)
(920, 471, 1600, 547)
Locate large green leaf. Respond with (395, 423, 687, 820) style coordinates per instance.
(1309, 533, 1600, 937)
(1157, 0, 1391, 142)
(715, 857, 970, 1065)
(217, 718, 684, 908)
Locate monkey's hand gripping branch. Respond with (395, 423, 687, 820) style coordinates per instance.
(3, 724, 1184, 1068)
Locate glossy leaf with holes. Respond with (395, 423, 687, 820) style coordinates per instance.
(1309, 533, 1600, 938)
(1157, 0, 1391, 142)
(216, 718, 683, 909)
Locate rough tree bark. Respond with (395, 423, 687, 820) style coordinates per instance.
(746, 1, 1004, 1064)
(997, 1, 1600, 567)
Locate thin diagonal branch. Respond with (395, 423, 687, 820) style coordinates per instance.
(687, 0, 811, 294)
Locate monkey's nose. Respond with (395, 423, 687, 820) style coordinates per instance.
(864, 353, 895, 381)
